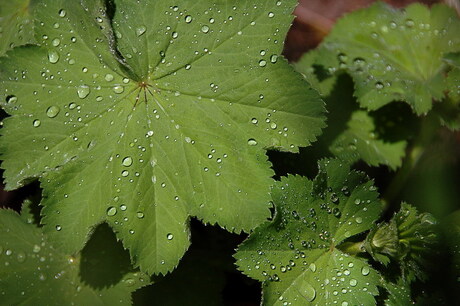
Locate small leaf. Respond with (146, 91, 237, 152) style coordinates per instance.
(0, 0, 35, 55)
(383, 278, 413, 306)
(0, 209, 148, 305)
(315, 2, 460, 114)
(0, 0, 326, 274)
(235, 159, 382, 305)
(330, 110, 407, 170)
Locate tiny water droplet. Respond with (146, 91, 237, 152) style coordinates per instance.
(259, 60, 267, 67)
(136, 212, 144, 219)
(105, 74, 114, 82)
(167, 233, 174, 240)
(33, 119, 41, 127)
(185, 15, 192, 23)
(56, 225, 62, 231)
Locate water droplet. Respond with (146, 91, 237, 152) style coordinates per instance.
(247, 138, 258, 146)
(77, 85, 90, 99)
(46, 105, 60, 118)
(136, 212, 144, 219)
(136, 26, 147, 36)
(113, 85, 124, 94)
(361, 266, 370, 276)
(350, 279, 357, 287)
(122, 156, 133, 167)
(120, 204, 127, 211)
(52, 38, 61, 47)
(33, 245, 41, 253)
(121, 170, 129, 177)
(251, 118, 258, 124)
(16, 252, 26, 263)
(355, 217, 363, 224)
(301, 281, 316, 302)
(268, 12, 275, 18)
(270, 55, 278, 63)
(33, 119, 41, 127)
(309, 263, 317, 272)
(201, 25, 210, 33)
(185, 15, 192, 23)
(56, 225, 62, 231)
(107, 206, 117, 216)
(58, 9, 66, 17)
(48, 50, 60, 64)
(167, 233, 174, 240)
(105, 74, 114, 82)
(259, 59, 267, 67)
(5, 249, 12, 256)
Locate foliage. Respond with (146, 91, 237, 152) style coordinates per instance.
(0, 0, 458, 305)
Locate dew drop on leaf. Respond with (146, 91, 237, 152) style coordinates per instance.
(167, 233, 174, 240)
(201, 25, 210, 33)
(47, 50, 60, 64)
(77, 85, 90, 99)
(46, 106, 60, 118)
(361, 266, 370, 276)
(122, 156, 133, 167)
(136, 25, 147, 36)
(113, 85, 124, 94)
(247, 138, 258, 146)
(107, 206, 117, 216)
(185, 15, 192, 23)
(105, 74, 114, 82)
(33, 119, 41, 127)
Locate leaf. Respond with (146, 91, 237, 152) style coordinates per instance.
(0, 0, 35, 55)
(235, 159, 383, 305)
(294, 50, 338, 97)
(314, 2, 460, 115)
(330, 110, 407, 169)
(0, 0, 326, 274)
(383, 278, 412, 306)
(0, 209, 148, 305)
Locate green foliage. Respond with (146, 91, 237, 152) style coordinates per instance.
(0, 0, 35, 55)
(0, 0, 325, 275)
(314, 2, 460, 115)
(0, 204, 148, 305)
(330, 110, 406, 170)
(0, 0, 455, 304)
(235, 159, 382, 305)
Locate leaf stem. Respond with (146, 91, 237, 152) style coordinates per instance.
(382, 113, 439, 208)
(337, 241, 365, 256)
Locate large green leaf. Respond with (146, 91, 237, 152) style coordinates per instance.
(0, 0, 35, 55)
(315, 2, 460, 115)
(0, 208, 148, 305)
(330, 110, 406, 170)
(235, 160, 382, 305)
(0, 0, 325, 274)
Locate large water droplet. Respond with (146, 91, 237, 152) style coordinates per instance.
(77, 85, 90, 99)
(113, 85, 124, 94)
(107, 206, 117, 216)
(361, 266, 370, 276)
(247, 138, 258, 146)
(48, 50, 60, 64)
(46, 105, 60, 118)
(136, 25, 147, 36)
(167, 233, 174, 240)
(185, 15, 192, 23)
(201, 25, 210, 33)
(33, 119, 41, 127)
(122, 156, 133, 167)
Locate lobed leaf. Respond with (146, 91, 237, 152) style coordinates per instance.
(314, 2, 460, 115)
(0, 208, 148, 305)
(330, 110, 406, 170)
(0, 0, 326, 274)
(0, 0, 35, 55)
(235, 159, 383, 305)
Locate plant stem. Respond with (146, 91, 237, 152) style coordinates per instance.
(337, 241, 365, 255)
(382, 113, 439, 208)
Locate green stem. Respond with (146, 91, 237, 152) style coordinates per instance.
(382, 113, 439, 208)
(337, 241, 365, 256)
